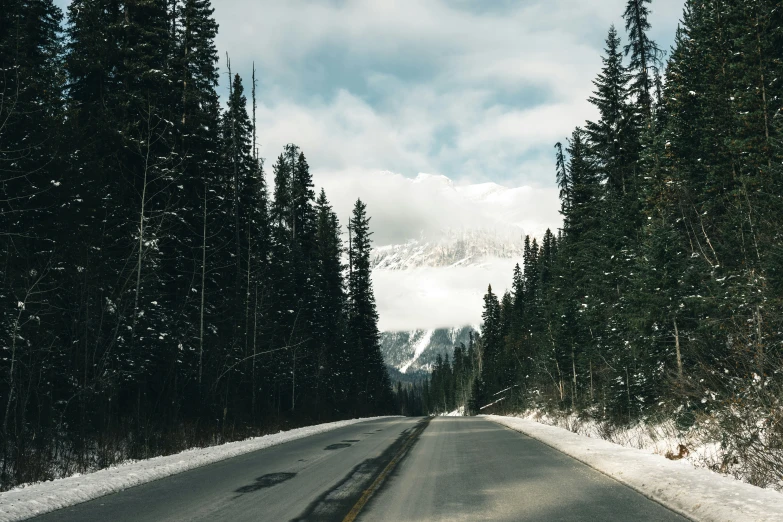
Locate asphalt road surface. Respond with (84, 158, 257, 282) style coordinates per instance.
(34, 417, 686, 521)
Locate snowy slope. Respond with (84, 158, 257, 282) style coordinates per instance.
(400, 329, 434, 373)
(369, 172, 553, 272)
(381, 326, 475, 374)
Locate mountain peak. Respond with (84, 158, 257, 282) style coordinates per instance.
(371, 228, 524, 270)
(412, 172, 454, 186)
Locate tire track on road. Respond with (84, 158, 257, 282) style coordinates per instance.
(292, 417, 431, 522)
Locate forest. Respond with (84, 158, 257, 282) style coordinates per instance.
(0, 0, 393, 490)
(420, 0, 783, 488)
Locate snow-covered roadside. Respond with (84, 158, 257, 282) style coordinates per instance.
(0, 416, 394, 522)
(442, 406, 465, 417)
(487, 415, 783, 522)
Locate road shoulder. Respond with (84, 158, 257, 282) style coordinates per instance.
(0, 416, 397, 522)
(486, 415, 783, 522)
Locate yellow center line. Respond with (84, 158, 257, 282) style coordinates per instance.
(342, 420, 429, 522)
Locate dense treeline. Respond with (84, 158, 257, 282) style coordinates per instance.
(400, 334, 480, 416)
(435, 0, 783, 486)
(0, 0, 392, 489)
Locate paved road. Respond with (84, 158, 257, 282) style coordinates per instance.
(362, 417, 685, 521)
(35, 417, 686, 521)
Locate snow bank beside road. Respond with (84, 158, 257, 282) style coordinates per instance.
(487, 415, 783, 522)
(0, 417, 393, 522)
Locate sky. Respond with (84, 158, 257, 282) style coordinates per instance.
(53, 0, 687, 330)
(53, 0, 686, 193)
(213, 0, 684, 185)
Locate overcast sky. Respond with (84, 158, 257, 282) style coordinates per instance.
(211, 0, 683, 188)
(54, 0, 687, 330)
(54, 0, 685, 190)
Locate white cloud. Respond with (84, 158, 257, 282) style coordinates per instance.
(51, 0, 687, 185)
(312, 171, 561, 246)
(53, 0, 685, 332)
(373, 259, 518, 332)
(314, 170, 561, 331)
(223, 0, 685, 185)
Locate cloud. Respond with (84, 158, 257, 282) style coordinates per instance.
(54, 0, 686, 186)
(312, 171, 561, 246)
(52, 0, 684, 332)
(315, 170, 562, 331)
(218, 0, 686, 185)
(373, 259, 518, 332)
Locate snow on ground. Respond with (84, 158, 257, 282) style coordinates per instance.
(442, 406, 465, 417)
(0, 417, 394, 522)
(487, 415, 783, 522)
(512, 410, 783, 491)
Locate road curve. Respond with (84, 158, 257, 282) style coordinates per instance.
(33, 417, 685, 521)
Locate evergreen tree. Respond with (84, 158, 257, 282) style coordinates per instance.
(115, 0, 180, 446)
(563, 128, 600, 240)
(0, 0, 65, 483)
(586, 25, 634, 196)
(479, 284, 503, 396)
(288, 150, 318, 412)
(267, 151, 295, 412)
(554, 142, 570, 209)
(313, 189, 348, 413)
(511, 262, 524, 318)
(221, 72, 255, 343)
(623, 0, 661, 118)
(348, 199, 391, 413)
(169, 0, 224, 405)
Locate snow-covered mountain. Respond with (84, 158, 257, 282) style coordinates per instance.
(368, 173, 561, 373)
(371, 229, 524, 271)
(380, 326, 476, 374)
(375, 229, 519, 374)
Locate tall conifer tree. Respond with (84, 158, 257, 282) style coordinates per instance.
(623, 0, 661, 118)
(348, 199, 390, 413)
(586, 25, 634, 196)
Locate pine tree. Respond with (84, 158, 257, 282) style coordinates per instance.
(170, 0, 224, 395)
(511, 263, 524, 318)
(623, 0, 661, 118)
(267, 150, 295, 411)
(0, 0, 65, 200)
(586, 25, 634, 196)
(313, 189, 348, 414)
(554, 142, 570, 210)
(288, 150, 318, 411)
(563, 128, 599, 240)
(63, 0, 124, 261)
(222, 72, 254, 346)
(480, 284, 502, 396)
(0, 0, 66, 482)
(348, 199, 390, 413)
(115, 0, 180, 447)
(292, 152, 316, 246)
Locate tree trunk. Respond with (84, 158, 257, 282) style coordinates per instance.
(673, 318, 683, 379)
(571, 349, 577, 409)
(252, 288, 258, 418)
(291, 349, 296, 412)
(755, 305, 764, 377)
(589, 359, 594, 401)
